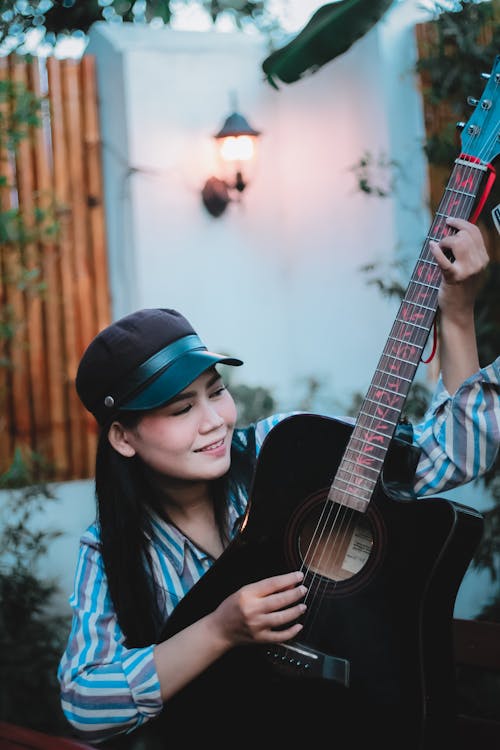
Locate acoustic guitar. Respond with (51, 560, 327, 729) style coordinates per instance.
(157, 58, 500, 747)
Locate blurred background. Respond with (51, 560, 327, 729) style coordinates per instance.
(0, 0, 499, 740)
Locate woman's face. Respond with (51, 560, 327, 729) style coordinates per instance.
(112, 367, 237, 482)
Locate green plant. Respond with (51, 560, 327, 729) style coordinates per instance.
(262, 0, 394, 87)
(0, 77, 60, 363)
(0, 1, 282, 50)
(416, 1, 500, 232)
(0, 448, 69, 734)
(0, 73, 68, 735)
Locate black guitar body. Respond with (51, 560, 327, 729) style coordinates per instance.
(152, 414, 483, 747)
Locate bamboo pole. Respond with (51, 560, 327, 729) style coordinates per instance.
(12, 55, 50, 468)
(1, 58, 32, 461)
(81, 55, 111, 334)
(47, 56, 86, 477)
(0, 57, 14, 472)
(62, 58, 97, 472)
(31, 57, 70, 478)
(80, 54, 111, 473)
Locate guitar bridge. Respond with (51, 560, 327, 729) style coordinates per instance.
(265, 641, 350, 687)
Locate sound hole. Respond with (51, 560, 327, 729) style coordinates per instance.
(298, 501, 373, 582)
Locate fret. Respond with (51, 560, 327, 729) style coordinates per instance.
(334, 478, 376, 499)
(358, 398, 405, 416)
(434, 211, 450, 219)
(409, 264, 439, 279)
(348, 435, 393, 456)
(385, 338, 426, 356)
(380, 344, 423, 361)
(327, 489, 369, 512)
(342, 452, 388, 472)
(404, 290, 439, 313)
(336, 462, 380, 479)
(374, 367, 412, 383)
(393, 318, 428, 333)
(343, 441, 388, 462)
(341, 445, 387, 466)
(455, 158, 487, 171)
(334, 473, 378, 493)
(338, 452, 381, 471)
(388, 335, 426, 347)
(408, 279, 440, 293)
(357, 410, 397, 429)
(442, 186, 477, 198)
(361, 397, 402, 419)
(356, 415, 398, 433)
(367, 382, 407, 401)
(411, 257, 439, 271)
(380, 353, 421, 369)
(331, 485, 375, 505)
(377, 362, 417, 380)
(396, 300, 436, 313)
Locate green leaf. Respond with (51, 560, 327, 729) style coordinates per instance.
(262, 0, 394, 88)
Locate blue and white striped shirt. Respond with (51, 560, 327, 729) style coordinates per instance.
(58, 359, 500, 743)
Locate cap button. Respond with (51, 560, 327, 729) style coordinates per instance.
(104, 396, 115, 408)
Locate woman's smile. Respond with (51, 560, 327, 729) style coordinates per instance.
(195, 437, 226, 455)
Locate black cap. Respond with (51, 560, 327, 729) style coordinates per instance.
(76, 308, 243, 425)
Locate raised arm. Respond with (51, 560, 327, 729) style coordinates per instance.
(429, 217, 489, 394)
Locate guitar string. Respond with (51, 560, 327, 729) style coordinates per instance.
(295, 87, 499, 643)
(299, 168, 479, 638)
(301, 142, 496, 627)
(299, 113, 499, 635)
(299, 167, 475, 617)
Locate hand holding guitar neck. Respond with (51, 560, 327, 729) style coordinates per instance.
(430, 216, 489, 392)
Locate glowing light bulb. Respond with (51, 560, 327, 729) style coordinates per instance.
(219, 135, 255, 162)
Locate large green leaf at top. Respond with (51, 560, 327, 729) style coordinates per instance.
(262, 0, 395, 88)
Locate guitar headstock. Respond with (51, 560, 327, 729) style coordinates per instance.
(459, 55, 500, 165)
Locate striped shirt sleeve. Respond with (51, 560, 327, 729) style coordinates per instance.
(412, 358, 500, 496)
(57, 538, 163, 743)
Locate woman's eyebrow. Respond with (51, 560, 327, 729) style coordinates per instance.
(166, 372, 222, 405)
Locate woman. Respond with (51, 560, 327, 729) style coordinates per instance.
(59, 218, 500, 747)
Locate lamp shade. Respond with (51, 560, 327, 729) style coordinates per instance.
(214, 112, 261, 139)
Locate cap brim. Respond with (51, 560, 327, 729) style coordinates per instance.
(121, 350, 242, 412)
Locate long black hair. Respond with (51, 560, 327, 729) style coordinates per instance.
(94, 409, 257, 648)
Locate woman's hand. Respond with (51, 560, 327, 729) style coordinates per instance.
(210, 570, 307, 647)
(429, 217, 489, 393)
(429, 217, 489, 322)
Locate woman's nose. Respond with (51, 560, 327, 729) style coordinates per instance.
(199, 400, 225, 431)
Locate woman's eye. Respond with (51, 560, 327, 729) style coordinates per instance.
(210, 385, 226, 398)
(172, 403, 192, 416)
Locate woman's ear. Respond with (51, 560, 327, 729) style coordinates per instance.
(107, 421, 137, 458)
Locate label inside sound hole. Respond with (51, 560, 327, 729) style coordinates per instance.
(342, 524, 373, 574)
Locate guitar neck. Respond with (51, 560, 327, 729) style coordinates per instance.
(329, 157, 488, 512)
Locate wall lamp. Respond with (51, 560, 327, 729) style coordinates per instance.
(202, 110, 261, 218)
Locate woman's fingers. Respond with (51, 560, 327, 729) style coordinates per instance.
(250, 570, 304, 596)
(429, 218, 488, 280)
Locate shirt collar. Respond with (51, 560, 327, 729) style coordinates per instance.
(146, 499, 243, 575)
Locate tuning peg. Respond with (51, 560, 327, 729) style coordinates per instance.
(481, 72, 491, 80)
(456, 121, 466, 130)
(467, 96, 479, 106)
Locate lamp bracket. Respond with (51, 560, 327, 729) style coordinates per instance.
(202, 176, 230, 217)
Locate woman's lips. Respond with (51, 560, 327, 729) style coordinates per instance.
(196, 438, 225, 453)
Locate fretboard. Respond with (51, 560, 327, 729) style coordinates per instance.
(328, 157, 487, 512)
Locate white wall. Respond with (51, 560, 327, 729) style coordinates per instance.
(3, 2, 495, 620)
(85, 7, 429, 412)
